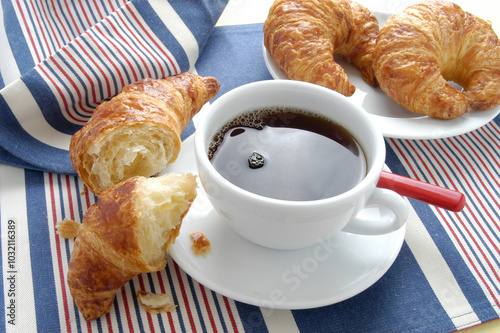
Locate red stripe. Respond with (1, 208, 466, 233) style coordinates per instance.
(125, 7, 173, 78)
(50, 0, 73, 43)
(432, 139, 500, 251)
(27, 0, 53, 58)
(199, 286, 218, 332)
(48, 174, 73, 332)
(74, 37, 112, 99)
(86, 28, 126, 91)
(37, 66, 85, 123)
(391, 139, 500, 307)
(120, 287, 135, 332)
(173, 262, 197, 332)
(78, 2, 94, 29)
(65, 175, 76, 220)
(101, 16, 139, 82)
(38, 0, 63, 51)
(61, 47, 98, 110)
(223, 297, 239, 332)
(156, 271, 176, 331)
(62, 1, 83, 36)
(137, 274, 156, 333)
(49, 52, 94, 114)
(105, 313, 114, 333)
(124, 6, 166, 78)
(115, 13, 153, 78)
(15, 1, 42, 63)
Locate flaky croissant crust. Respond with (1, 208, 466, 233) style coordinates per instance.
(263, 0, 379, 96)
(68, 173, 197, 321)
(70, 72, 219, 195)
(373, 0, 500, 119)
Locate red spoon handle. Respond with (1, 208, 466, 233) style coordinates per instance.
(377, 171, 466, 212)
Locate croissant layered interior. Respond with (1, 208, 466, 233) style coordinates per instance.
(70, 72, 220, 195)
(84, 124, 178, 194)
(68, 173, 198, 321)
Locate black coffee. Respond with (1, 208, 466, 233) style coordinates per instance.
(208, 108, 366, 201)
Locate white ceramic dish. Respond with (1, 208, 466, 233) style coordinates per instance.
(262, 12, 500, 140)
(164, 136, 406, 309)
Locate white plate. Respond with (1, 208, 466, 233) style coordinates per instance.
(164, 136, 406, 309)
(262, 12, 500, 140)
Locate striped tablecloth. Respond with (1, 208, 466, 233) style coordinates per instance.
(1, 0, 500, 332)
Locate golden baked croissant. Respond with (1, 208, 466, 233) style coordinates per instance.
(263, 0, 379, 96)
(70, 72, 219, 195)
(67, 172, 197, 321)
(373, 0, 500, 119)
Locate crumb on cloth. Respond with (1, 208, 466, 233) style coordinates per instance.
(56, 219, 80, 238)
(137, 290, 177, 314)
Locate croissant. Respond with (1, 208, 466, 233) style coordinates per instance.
(373, 0, 500, 119)
(263, 0, 379, 96)
(67, 172, 197, 321)
(70, 72, 219, 195)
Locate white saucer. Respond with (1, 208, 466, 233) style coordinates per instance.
(262, 11, 500, 140)
(163, 136, 406, 309)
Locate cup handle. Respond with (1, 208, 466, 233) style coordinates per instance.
(341, 188, 408, 235)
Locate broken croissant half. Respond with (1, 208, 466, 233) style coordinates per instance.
(70, 72, 219, 195)
(67, 172, 197, 321)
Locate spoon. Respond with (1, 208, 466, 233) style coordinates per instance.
(377, 171, 466, 212)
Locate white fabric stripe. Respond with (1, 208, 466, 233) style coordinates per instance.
(0, 165, 37, 333)
(44, 173, 75, 332)
(261, 309, 300, 333)
(392, 138, 500, 307)
(413, 138, 500, 301)
(404, 206, 480, 330)
(148, 0, 199, 70)
(1, 79, 72, 150)
(0, 4, 22, 87)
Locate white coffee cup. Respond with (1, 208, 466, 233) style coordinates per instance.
(194, 80, 408, 250)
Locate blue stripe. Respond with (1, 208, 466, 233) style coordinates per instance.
(43, 59, 91, 119)
(25, 170, 61, 332)
(21, 69, 82, 133)
(292, 243, 455, 332)
(67, 43, 103, 108)
(32, 0, 57, 54)
(386, 141, 499, 322)
(395, 140, 500, 294)
(22, 0, 47, 60)
(108, 15, 149, 79)
(211, 290, 229, 333)
(234, 302, 268, 332)
(132, 0, 191, 74)
(96, 22, 133, 84)
(45, 3, 65, 49)
(55, 0, 77, 41)
(169, 0, 228, 52)
(129, 279, 147, 333)
(121, 11, 164, 78)
(187, 276, 208, 333)
(0, 93, 76, 174)
(2, 0, 36, 74)
(145, 273, 168, 332)
(80, 34, 120, 97)
(165, 261, 187, 332)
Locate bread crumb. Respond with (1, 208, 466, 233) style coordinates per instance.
(190, 231, 211, 256)
(56, 219, 80, 238)
(137, 290, 177, 314)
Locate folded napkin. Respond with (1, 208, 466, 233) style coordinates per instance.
(0, 0, 229, 174)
